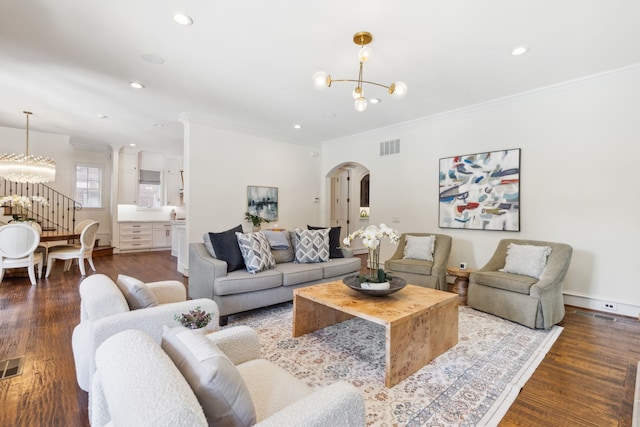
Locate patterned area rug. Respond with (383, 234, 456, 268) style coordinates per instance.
(226, 303, 562, 426)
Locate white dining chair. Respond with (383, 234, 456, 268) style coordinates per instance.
(0, 223, 44, 285)
(46, 221, 99, 277)
(38, 219, 94, 259)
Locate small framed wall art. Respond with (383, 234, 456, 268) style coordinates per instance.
(247, 186, 278, 221)
(439, 148, 520, 231)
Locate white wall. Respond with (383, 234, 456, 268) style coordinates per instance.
(183, 115, 323, 249)
(0, 126, 112, 242)
(322, 66, 640, 316)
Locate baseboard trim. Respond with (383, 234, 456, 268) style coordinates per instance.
(563, 292, 640, 319)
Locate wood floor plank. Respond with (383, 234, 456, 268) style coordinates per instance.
(0, 251, 638, 426)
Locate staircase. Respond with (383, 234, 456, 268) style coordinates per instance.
(0, 179, 81, 232)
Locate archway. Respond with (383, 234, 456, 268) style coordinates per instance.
(326, 162, 370, 253)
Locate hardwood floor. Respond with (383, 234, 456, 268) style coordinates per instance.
(0, 251, 638, 426)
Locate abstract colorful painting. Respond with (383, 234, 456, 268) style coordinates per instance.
(439, 149, 520, 231)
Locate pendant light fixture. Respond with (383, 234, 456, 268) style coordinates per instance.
(313, 31, 408, 112)
(0, 111, 56, 183)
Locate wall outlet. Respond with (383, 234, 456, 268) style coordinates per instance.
(602, 302, 618, 311)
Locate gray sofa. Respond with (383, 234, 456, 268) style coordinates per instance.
(467, 238, 572, 329)
(189, 231, 361, 326)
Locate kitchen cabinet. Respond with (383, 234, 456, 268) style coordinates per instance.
(152, 222, 172, 248)
(119, 222, 152, 251)
(118, 152, 138, 204)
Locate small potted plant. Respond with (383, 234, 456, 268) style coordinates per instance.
(245, 212, 270, 231)
(174, 306, 213, 332)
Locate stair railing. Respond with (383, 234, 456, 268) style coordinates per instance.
(0, 179, 82, 232)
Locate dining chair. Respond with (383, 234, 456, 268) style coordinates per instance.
(0, 223, 44, 285)
(45, 221, 100, 277)
(38, 219, 94, 259)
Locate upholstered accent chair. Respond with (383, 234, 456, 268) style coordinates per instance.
(384, 232, 452, 290)
(91, 328, 366, 427)
(467, 239, 573, 329)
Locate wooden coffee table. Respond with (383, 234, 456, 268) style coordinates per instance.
(293, 281, 458, 388)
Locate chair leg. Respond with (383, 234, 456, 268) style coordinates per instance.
(45, 257, 54, 278)
(64, 260, 72, 272)
(78, 258, 86, 276)
(28, 264, 37, 285)
(87, 256, 96, 272)
(37, 260, 43, 279)
(0, 267, 5, 283)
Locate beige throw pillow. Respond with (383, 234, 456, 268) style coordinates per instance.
(403, 235, 436, 262)
(500, 243, 552, 278)
(115, 274, 158, 310)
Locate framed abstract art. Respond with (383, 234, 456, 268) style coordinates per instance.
(439, 148, 520, 231)
(247, 186, 278, 221)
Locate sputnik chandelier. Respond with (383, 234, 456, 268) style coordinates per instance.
(0, 111, 56, 183)
(313, 31, 407, 112)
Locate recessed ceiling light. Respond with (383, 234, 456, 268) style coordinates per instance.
(129, 81, 145, 89)
(511, 46, 529, 56)
(97, 114, 108, 119)
(293, 124, 302, 129)
(142, 54, 165, 65)
(129, 143, 137, 147)
(369, 98, 381, 104)
(173, 13, 193, 26)
(154, 123, 164, 127)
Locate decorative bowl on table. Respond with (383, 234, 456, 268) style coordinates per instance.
(342, 274, 407, 297)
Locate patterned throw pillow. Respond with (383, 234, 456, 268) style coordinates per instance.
(294, 228, 330, 263)
(235, 232, 276, 274)
(500, 243, 552, 278)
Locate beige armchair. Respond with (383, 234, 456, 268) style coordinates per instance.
(384, 232, 452, 290)
(467, 239, 572, 329)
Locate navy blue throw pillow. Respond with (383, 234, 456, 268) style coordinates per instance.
(307, 225, 343, 258)
(209, 225, 245, 272)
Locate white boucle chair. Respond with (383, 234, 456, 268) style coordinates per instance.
(72, 273, 219, 392)
(91, 328, 366, 427)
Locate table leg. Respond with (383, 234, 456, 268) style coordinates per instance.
(292, 293, 353, 337)
(385, 298, 458, 388)
(452, 276, 469, 306)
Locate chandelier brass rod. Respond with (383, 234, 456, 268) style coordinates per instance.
(329, 79, 391, 90)
(24, 111, 32, 157)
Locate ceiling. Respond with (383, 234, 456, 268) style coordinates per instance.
(1, 1, 639, 154)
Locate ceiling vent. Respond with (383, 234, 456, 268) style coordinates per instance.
(380, 139, 400, 156)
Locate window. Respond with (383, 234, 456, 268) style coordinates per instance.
(75, 164, 102, 208)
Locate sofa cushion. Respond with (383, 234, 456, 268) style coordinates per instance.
(471, 270, 538, 294)
(386, 258, 434, 276)
(321, 257, 362, 279)
(214, 269, 283, 296)
(236, 232, 276, 274)
(500, 243, 552, 279)
(264, 231, 294, 264)
(209, 225, 245, 272)
(308, 225, 343, 258)
(403, 234, 435, 262)
(293, 228, 330, 263)
(115, 274, 159, 310)
(162, 327, 256, 427)
(262, 231, 289, 250)
(274, 262, 324, 286)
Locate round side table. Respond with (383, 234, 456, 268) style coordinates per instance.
(447, 266, 473, 306)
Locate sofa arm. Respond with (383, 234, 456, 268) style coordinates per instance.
(147, 280, 187, 304)
(254, 382, 365, 427)
(339, 247, 354, 258)
(207, 326, 261, 365)
(188, 243, 229, 299)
